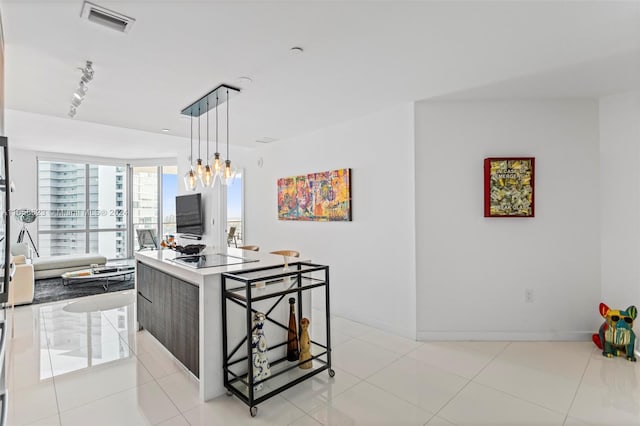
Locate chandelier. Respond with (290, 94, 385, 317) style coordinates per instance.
(182, 84, 239, 190)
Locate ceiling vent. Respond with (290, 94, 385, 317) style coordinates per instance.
(80, 2, 135, 33)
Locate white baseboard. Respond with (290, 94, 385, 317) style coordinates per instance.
(416, 331, 593, 341)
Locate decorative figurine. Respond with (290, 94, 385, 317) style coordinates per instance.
(287, 298, 300, 361)
(592, 303, 637, 362)
(250, 312, 271, 391)
(299, 317, 312, 369)
(250, 334, 263, 391)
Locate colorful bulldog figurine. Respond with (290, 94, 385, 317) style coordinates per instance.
(592, 303, 637, 362)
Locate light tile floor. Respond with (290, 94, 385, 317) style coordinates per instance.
(5, 291, 640, 426)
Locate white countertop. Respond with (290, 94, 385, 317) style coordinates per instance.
(134, 248, 292, 281)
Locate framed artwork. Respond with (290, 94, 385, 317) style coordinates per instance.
(484, 157, 535, 217)
(278, 168, 352, 221)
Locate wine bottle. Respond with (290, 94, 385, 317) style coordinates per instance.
(287, 298, 299, 361)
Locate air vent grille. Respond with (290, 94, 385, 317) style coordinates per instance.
(81, 2, 135, 33)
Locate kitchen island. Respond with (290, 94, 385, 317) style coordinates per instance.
(134, 248, 307, 401)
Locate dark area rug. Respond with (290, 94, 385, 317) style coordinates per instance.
(33, 276, 135, 305)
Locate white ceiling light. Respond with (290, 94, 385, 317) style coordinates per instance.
(290, 46, 304, 54)
(80, 1, 135, 33)
(236, 76, 253, 86)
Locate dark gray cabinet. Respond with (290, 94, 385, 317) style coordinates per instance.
(136, 262, 199, 377)
(171, 276, 199, 377)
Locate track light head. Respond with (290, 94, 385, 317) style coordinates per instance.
(68, 60, 94, 118)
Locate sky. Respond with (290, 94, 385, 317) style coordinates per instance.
(162, 173, 177, 216)
(227, 174, 242, 220)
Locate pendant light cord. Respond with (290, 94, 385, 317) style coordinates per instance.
(215, 95, 219, 153)
(206, 99, 209, 159)
(190, 115, 193, 165)
(226, 88, 230, 159)
(198, 109, 201, 159)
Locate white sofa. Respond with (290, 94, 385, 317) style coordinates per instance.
(11, 243, 107, 280)
(9, 255, 34, 305)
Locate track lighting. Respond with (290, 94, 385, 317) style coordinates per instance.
(80, 61, 94, 84)
(74, 82, 88, 100)
(68, 61, 94, 119)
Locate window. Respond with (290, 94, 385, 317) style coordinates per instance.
(38, 161, 127, 258)
(227, 170, 244, 246)
(131, 166, 158, 251)
(130, 165, 177, 252)
(162, 166, 177, 236)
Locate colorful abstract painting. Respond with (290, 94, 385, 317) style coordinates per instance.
(278, 168, 352, 221)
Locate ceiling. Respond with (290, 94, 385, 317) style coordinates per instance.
(2, 0, 640, 153)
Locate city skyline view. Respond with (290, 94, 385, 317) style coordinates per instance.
(36, 162, 242, 257)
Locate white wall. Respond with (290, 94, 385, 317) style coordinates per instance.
(241, 103, 416, 338)
(415, 100, 601, 340)
(600, 91, 640, 308)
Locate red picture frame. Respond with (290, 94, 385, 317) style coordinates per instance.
(484, 157, 535, 217)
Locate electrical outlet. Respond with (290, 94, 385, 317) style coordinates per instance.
(525, 288, 534, 303)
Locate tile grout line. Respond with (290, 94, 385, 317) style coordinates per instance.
(427, 342, 512, 423)
(48, 308, 154, 420)
(101, 308, 190, 424)
(357, 341, 512, 420)
(281, 369, 364, 421)
(40, 309, 64, 426)
(462, 344, 597, 420)
(562, 347, 595, 426)
(51, 307, 186, 425)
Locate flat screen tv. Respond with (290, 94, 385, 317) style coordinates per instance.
(176, 193, 204, 235)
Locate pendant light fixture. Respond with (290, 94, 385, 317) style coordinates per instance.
(223, 88, 236, 186)
(183, 115, 198, 191)
(202, 99, 214, 187)
(180, 84, 240, 190)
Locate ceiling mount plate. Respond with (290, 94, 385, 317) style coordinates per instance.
(181, 84, 240, 117)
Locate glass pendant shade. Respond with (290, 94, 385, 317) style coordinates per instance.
(183, 168, 198, 192)
(202, 165, 214, 187)
(195, 158, 205, 179)
(212, 153, 223, 174)
(223, 159, 236, 186)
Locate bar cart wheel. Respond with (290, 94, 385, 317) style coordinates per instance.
(226, 391, 233, 397)
(250, 406, 258, 417)
(328, 369, 336, 378)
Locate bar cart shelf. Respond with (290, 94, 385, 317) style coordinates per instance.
(221, 262, 332, 417)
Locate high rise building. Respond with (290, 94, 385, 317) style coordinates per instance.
(38, 161, 126, 258)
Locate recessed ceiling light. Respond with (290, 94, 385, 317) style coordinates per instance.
(236, 76, 253, 86)
(161, 128, 170, 132)
(290, 46, 304, 55)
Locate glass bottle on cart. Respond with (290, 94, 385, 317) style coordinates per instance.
(287, 298, 299, 361)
